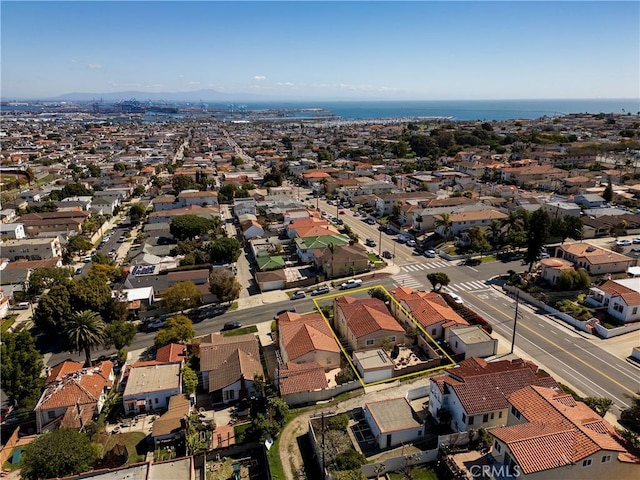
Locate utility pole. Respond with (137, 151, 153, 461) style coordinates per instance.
(321, 412, 326, 480)
(379, 228, 382, 257)
(511, 290, 520, 354)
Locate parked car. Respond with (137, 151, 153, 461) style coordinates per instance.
(222, 321, 242, 331)
(83, 255, 92, 263)
(448, 293, 464, 304)
(340, 279, 363, 290)
(75, 267, 84, 275)
(365, 238, 376, 247)
(424, 249, 437, 258)
(365, 218, 376, 225)
(633, 238, 640, 244)
(339, 210, 346, 215)
(291, 290, 306, 300)
(618, 239, 633, 246)
(382, 250, 395, 259)
(311, 286, 330, 296)
(406, 239, 417, 247)
(509, 252, 525, 261)
(353, 211, 361, 217)
(146, 318, 166, 331)
(274, 308, 296, 319)
(118, 236, 126, 243)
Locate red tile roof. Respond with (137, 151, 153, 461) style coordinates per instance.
(199, 334, 264, 392)
(45, 360, 83, 385)
(597, 280, 640, 306)
(156, 343, 187, 364)
(279, 313, 340, 361)
(278, 362, 328, 395)
(491, 386, 634, 474)
(432, 358, 558, 415)
(335, 297, 404, 338)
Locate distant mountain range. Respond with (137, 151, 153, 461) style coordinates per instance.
(47, 89, 273, 102)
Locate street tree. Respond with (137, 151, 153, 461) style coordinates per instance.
(163, 280, 203, 313)
(27, 267, 72, 296)
(170, 214, 213, 241)
(620, 393, 640, 433)
(172, 175, 197, 193)
(427, 272, 450, 292)
(104, 320, 137, 351)
(603, 179, 614, 203)
(154, 315, 195, 349)
(209, 268, 242, 304)
(66, 235, 93, 256)
(467, 226, 491, 258)
(368, 287, 390, 303)
(0, 329, 44, 411)
(64, 310, 107, 367)
(34, 282, 74, 334)
(525, 208, 551, 272)
(129, 202, 147, 224)
(208, 236, 242, 264)
(21, 429, 98, 480)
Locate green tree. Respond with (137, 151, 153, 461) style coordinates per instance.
(163, 280, 203, 313)
(66, 235, 93, 256)
(34, 281, 74, 334)
(172, 175, 197, 193)
(620, 393, 640, 433)
(209, 269, 242, 304)
(65, 310, 107, 367)
(104, 320, 137, 350)
(333, 449, 366, 471)
(182, 364, 198, 396)
(562, 215, 584, 242)
(27, 267, 73, 296)
(602, 179, 614, 203)
(487, 220, 504, 247)
(427, 272, 450, 292)
(368, 287, 390, 302)
(218, 184, 238, 203)
(267, 397, 290, 427)
(583, 397, 613, 417)
(525, 208, 550, 272)
(434, 213, 453, 241)
(0, 329, 44, 411)
(154, 315, 195, 349)
(467, 226, 491, 258)
(207, 236, 243, 264)
(129, 202, 147, 224)
(21, 429, 98, 480)
(170, 214, 213, 241)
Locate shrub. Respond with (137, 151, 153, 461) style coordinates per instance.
(332, 449, 366, 471)
(326, 414, 349, 431)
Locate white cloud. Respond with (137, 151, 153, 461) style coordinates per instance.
(88, 63, 103, 70)
(187, 81, 201, 85)
(276, 82, 295, 87)
(252, 75, 266, 81)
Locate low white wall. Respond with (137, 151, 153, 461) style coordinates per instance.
(593, 321, 640, 338)
(406, 385, 430, 401)
(361, 450, 438, 478)
(283, 380, 361, 406)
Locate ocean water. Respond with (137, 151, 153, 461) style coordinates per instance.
(235, 99, 640, 122)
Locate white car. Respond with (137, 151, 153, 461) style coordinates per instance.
(406, 239, 417, 247)
(291, 290, 306, 300)
(616, 239, 632, 246)
(424, 249, 437, 258)
(448, 293, 464, 304)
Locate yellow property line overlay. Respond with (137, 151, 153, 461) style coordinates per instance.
(469, 291, 639, 398)
(312, 284, 457, 388)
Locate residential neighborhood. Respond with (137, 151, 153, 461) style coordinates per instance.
(1, 104, 639, 480)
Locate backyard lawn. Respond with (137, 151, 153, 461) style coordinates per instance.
(222, 325, 258, 337)
(99, 431, 147, 464)
(388, 464, 440, 480)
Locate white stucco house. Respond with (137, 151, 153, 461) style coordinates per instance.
(587, 278, 640, 323)
(364, 397, 424, 449)
(122, 363, 182, 414)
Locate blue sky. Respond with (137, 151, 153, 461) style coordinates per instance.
(2, 1, 639, 100)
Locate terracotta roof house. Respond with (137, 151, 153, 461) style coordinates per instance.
(155, 343, 188, 365)
(587, 278, 640, 323)
(489, 385, 639, 479)
(435, 209, 508, 237)
(198, 333, 264, 404)
(429, 357, 559, 433)
(555, 242, 633, 275)
(539, 257, 575, 285)
(334, 296, 405, 352)
(390, 287, 468, 340)
(35, 360, 114, 433)
(276, 362, 329, 405)
(277, 312, 341, 370)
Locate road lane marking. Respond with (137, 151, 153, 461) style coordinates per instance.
(470, 292, 639, 397)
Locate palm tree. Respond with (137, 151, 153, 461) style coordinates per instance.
(434, 213, 453, 242)
(487, 220, 503, 247)
(65, 310, 107, 367)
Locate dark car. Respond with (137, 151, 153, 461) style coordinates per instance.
(274, 308, 296, 319)
(382, 250, 395, 259)
(222, 321, 242, 331)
